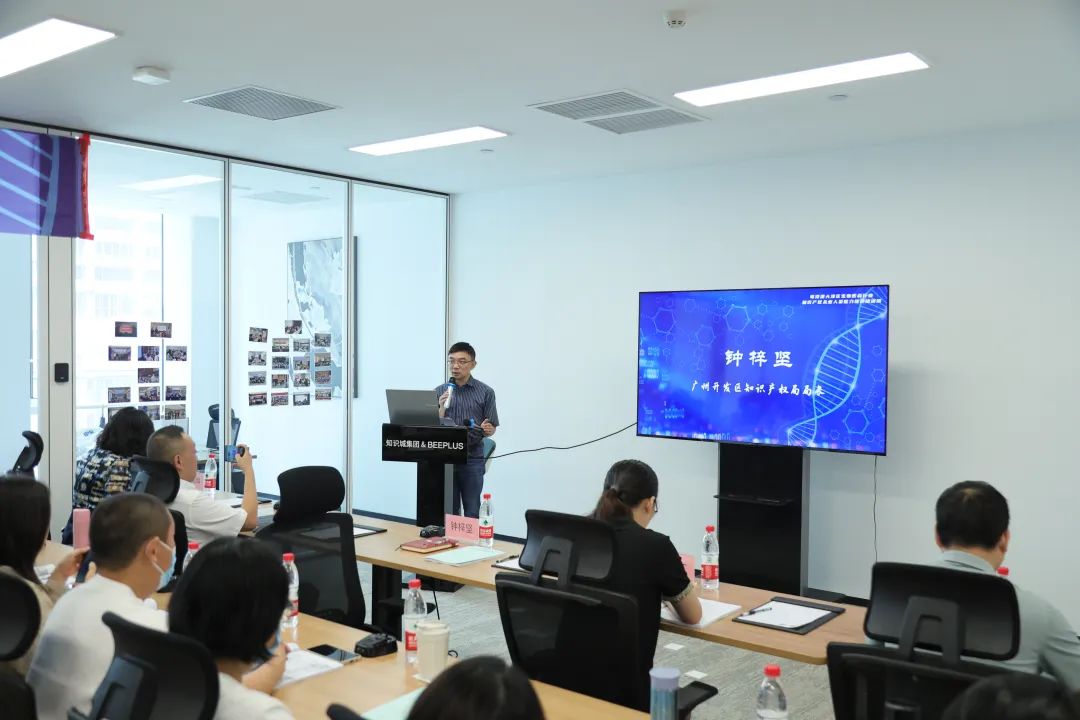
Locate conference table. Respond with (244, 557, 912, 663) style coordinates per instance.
(34, 541, 645, 720)
(346, 514, 867, 665)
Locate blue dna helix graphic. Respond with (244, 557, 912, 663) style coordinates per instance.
(786, 287, 889, 446)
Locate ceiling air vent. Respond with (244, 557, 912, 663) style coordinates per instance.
(530, 89, 703, 134)
(184, 85, 337, 121)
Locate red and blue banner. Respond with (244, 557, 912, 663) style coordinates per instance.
(0, 129, 91, 238)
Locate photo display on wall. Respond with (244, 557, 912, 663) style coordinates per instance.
(102, 319, 188, 424)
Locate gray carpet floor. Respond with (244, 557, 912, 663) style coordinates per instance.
(357, 564, 835, 719)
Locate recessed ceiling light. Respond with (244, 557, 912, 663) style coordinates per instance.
(123, 175, 221, 192)
(674, 52, 928, 107)
(349, 126, 507, 156)
(0, 18, 115, 80)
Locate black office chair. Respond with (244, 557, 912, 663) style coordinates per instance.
(496, 510, 717, 717)
(129, 457, 189, 580)
(255, 466, 372, 630)
(326, 705, 363, 720)
(827, 561, 1022, 720)
(0, 573, 40, 720)
(69, 612, 218, 720)
(10, 431, 43, 477)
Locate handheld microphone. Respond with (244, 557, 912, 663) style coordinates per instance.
(444, 378, 455, 409)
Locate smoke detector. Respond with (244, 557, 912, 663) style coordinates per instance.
(664, 10, 687, 29)
(133, 66, 170, 86)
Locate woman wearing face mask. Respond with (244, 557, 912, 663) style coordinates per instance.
(168, 537, 292, 719)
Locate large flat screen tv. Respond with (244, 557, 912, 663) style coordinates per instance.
(637, 285, 889, 455)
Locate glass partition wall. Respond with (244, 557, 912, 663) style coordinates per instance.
(20, 128, 448, 515)
(0, 234, 38, 466)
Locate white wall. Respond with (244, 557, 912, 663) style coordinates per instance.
(451, 121, 1080, 626)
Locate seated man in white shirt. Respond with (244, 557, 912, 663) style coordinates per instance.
(933, 481, 1080, 691)
(27, 493, 174, 720)
(145, 425, 259, 546)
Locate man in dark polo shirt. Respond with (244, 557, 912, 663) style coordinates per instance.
(436, 342, 498, 517)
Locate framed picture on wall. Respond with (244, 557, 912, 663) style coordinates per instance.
(108, 346, 131, 361)
(166, 346, 187, 361)
(138, 345, 160, 362)
(272, 338, 290, 352)
(114, 321, 137, 338)
(271, 392, 289, 407)
(272, 356, 290, 369)
(107, 387, 130, 403)
(248, 327, 268, 343)
(163, 404, 186, 420)
(150, 322, 173, 338)
(293, 392, 311, 406)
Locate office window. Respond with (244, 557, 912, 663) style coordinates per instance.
(230, 163, 347, 496)
(76, 141, 224, 458)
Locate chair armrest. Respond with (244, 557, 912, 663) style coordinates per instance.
(677, 680, 719, 718)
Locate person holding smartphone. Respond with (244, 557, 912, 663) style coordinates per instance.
(145, 426, 260, 546)
(0, 476, 89, 677)
(169, 537, 293, 719)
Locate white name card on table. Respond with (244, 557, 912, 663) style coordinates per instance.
(426, 545, 503, 566)
(274, 649, 343, 688)
(444, 513, 479, 543)
(661, 598, 742, 629)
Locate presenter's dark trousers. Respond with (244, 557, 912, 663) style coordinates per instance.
(453, 457, 486, 518)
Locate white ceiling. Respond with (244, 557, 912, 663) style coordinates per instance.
(3, 0, 1080, 194)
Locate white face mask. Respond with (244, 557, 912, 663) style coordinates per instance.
(151, 538, 176, 590)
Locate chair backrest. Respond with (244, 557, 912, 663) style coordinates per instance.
(10, 431, 44, 476)
(128, 457, 180, 504)
(169, 510, 190, 583)
(326, 704, 364, 720)
(482, 437, 496, 472)
(826, 643, 1008, 720)
(865, 562, 1020, 661)
(518, 510, 616, 583)
(0, 573, 41, 661)
(496, 511, 644, 709)
(75, 612, 218, 720)
(273, 466, 345, 524)
(256, 512, 367, 629)
(827, 562, 1022, 720)
(205, 405, 239, 451)
(496, 573, 641, 709)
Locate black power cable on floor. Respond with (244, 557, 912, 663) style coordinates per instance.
(489, 422, 638, 460)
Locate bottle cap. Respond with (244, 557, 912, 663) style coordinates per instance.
(649, 667, 680, 691)
(997, 566, 1010, 576)
(483, 493, 492, 499)
(188, 542, 199, 550)
(209, 453, 215, 458)
(764, 664, 781, 678)
(705, 525, 715, 532)
(408, 579, 421, 589)
(283, 552, 295, 563)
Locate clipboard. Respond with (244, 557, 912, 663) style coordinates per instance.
(732, 596, 845, 635)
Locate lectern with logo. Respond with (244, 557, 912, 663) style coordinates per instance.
(381, 422, 468, 526)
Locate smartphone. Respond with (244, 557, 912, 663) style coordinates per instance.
(223, 445, 245, 462)
(308, 643, 360, 664)
(75, 550, 94, 584)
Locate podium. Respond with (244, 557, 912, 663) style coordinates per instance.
(375, 423, 468, 632)
(381, 423, 469, 526)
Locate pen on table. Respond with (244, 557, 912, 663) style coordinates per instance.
(745, 606, 773, 616)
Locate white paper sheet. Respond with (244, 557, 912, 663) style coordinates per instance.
(492, 555, 526, 572)
(274, 650, 343, 688)
(362, 689, 424, 720)
(736, 600, 833, 629)
(425, 545, 503, 566)
(661, 598, 741, 628)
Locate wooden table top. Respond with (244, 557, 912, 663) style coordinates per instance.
(348, 515, 867, 664)
(279, 614, 646, 720)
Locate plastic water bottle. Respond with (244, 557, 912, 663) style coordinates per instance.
(701, 525, 719, 591)
(203, 453, 218, 499)
(282, 553, 299, 630)
(756, 664, 788, 719)
(181, 542, 199, 574)
(478, 493, 494, 547)
(649, 667, 679, 720)
(403, 579, 427, 664)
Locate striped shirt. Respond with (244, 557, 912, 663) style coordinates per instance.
(435, 377, 499, 458)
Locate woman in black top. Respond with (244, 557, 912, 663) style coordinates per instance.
(590, 459, 702, 706)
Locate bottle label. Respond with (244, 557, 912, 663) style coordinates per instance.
(289, 598, 299, 618)
(479, 522, 494, 540)
(702, 563, 719, 581)
(404, 619, 419, 652)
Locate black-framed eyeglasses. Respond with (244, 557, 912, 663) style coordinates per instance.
(447, 358, 474, 367)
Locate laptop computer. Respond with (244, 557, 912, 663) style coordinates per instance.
(385, 389, 441, 427)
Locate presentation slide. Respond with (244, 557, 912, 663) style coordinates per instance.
(638, 285, 889, 454)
